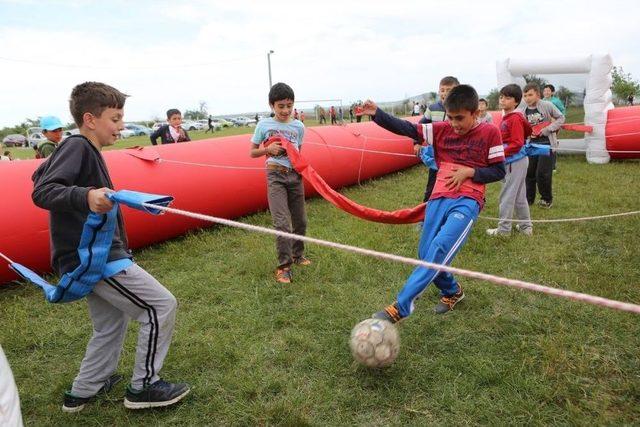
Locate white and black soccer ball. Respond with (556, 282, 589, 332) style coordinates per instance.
(350, 318, 400, 368)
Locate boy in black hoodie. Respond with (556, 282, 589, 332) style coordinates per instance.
(32, 82, 190, 412)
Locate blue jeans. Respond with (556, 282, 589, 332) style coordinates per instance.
(397, 197, 479, 317)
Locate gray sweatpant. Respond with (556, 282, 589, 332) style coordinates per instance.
(267, 169, 307, 268)
(71, 263, 177, 397)
(497, 156, 532, 233)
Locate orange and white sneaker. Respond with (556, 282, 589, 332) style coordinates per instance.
(275, 267, 292, 283)
(293, 256, 312, 266)
(434, 286, 465, 314)
(372, 302, 403, 324)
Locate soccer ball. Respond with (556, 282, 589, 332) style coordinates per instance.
(350, 318, 400, 368)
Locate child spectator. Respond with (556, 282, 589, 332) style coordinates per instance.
(354, 104, 364, 123)
(38, 116, 65, 158)
(417, 76, 460, 209)
(330, 106, 337, 125)
(486, 84, 533, 236)
(250, 82, 310, 283)
(1, 151, 12, 161)
(477, 98, 493, 124)
(32, 82, 190, 412)
(349, 106, 354, 123)
(150, 109, 191, 145)
(362, 85, 505, 319)
(300, 110, 305, 123)
(542, 84, 566, 115)
(294, 108, 299, 120)
(520, 83, 565, 208)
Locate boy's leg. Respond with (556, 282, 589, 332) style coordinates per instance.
(496, 163, 517, 233)
(536, 154, 553, 203)
(287, 172, 307, 260)
(396, 199, 478, 317)
(513, 157, 533, 231)
(71, 291, 129, 398)
(423, 168, 438, 203)
(525, 155, 538, 205)
(267, 170, 294, 268)
(100, 264, 178, 390)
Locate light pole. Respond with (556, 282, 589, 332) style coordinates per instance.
(267, 50, 274, 89)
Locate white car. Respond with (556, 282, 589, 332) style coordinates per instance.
(118, 129, 135, 139)
(197, 119, 221, 130)
(233, 117, 257, 127)
(181, 120, 205, 131)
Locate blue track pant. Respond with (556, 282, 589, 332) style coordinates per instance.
(397, 197, 480, 317)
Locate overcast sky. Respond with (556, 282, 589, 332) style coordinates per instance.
(1, 0, 638, 127)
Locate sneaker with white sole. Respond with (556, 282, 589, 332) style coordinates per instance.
(62, 373, 123, 413)
(515, 224, 533, 236)
(486, 228, 510, 236)
(124, 379, 190, 410)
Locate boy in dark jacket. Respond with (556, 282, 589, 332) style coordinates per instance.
(150, 108, 191, 145)
(32, 82, 190, 412)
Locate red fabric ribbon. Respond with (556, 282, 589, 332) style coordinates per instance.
(268, 136, 426, 224)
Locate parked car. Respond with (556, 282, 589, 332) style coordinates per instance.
(26, 127, 47, 148)
(233, 117, 257, 127)
(151, 122, 166, 131)
(118, 129, 135, 139)
(213, 118, 234, 128)
(124, 123, 152, 136)
(2, 134, 27, 147)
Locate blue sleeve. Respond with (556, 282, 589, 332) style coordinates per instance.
(472, 163, 506, 184)
(372, 109, 421, 142)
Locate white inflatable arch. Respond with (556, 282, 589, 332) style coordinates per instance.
(496, 54, 614, 164)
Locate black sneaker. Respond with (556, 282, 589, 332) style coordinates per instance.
(434, 287, 465, 314)
(124, 379, 190, 410)
(62, 373, 123, 413)
(372, 302, 403, 324)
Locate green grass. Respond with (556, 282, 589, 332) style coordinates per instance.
(2, 144, 640, 424)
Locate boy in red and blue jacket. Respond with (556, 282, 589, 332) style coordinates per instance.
(362, 85, 505, 319)
(487, 84, 533, 236)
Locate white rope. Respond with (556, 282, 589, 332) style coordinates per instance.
(303, 141, 417, 158)
(158, 158, 266, 171)
(479, 210, 640, 223)
(142, 202, 640, 315)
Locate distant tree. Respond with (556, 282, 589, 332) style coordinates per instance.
(523, 74, 549, 90)
(486, 88, 500, 110)
(611, 66, 640, 104)
(183, 109, 206, 120)
(198, 101, 208, 116)
(555, 86, 575, 107)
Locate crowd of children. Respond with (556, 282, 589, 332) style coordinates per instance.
(6, 71, 568, 415)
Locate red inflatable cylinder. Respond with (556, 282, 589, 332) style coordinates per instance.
(0, 121, 419, 284)
(606, 106, 640, 159)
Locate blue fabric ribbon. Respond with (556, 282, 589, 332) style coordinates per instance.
(11, 190, 173, 303)
(419, 145, 438, 170)
(524, 143, 551, 157)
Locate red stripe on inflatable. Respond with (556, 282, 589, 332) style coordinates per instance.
(0, 121, 419, 284)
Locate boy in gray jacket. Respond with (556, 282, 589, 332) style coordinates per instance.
(519, 83, 565, 208)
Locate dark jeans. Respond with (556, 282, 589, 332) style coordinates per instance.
(423, 168, 438, 203)
(526, 154, 553, 204)
(267, 169, 307, 268)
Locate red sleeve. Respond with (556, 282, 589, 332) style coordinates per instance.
(486, 125, 505, 164)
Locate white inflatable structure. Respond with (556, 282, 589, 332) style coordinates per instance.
(496, 54, 614, 164)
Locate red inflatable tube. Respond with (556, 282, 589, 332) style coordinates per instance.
(606, 106, 640, 159)
(0, 121, 419, 284)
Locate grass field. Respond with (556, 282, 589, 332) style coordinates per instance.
(1, 136, 639, 425)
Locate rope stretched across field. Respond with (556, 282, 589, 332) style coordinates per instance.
(142, 202, 640, 315)
(479, 210, 640, 223)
